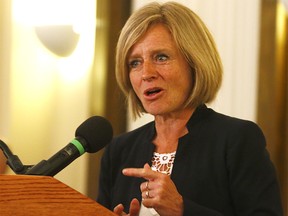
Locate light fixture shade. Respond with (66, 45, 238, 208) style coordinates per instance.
(34, 25, 80, 57)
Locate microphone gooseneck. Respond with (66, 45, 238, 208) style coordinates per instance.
(0, 139, 32, 174)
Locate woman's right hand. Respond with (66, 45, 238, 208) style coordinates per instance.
(113, 198, 140, 216)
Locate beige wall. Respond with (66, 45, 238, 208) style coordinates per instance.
(0, 0, 96, 195)
(0, 0, 12, 142)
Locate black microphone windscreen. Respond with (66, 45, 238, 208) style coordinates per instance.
(75, 116, 113, 153)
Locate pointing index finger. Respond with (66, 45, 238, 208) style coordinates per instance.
(122, 163, 157, 180)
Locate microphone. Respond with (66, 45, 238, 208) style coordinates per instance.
(25, 116, 113, 176)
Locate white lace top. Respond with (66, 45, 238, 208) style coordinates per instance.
(151, 151, 176, 175)
(139, 151, 176, 216)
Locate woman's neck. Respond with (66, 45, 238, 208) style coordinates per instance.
(153, 108, 194, 153)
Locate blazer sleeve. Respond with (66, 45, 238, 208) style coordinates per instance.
(97, 144, 112, 210)
(182, 198, 224, 216)
(179, 119, 283, 216)
(226, 121, 283, 215)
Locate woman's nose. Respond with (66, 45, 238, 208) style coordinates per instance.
(142, 61, 158, 81)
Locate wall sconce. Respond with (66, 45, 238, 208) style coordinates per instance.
(34, 25, 80, 57)
(13, 0, 90, 57)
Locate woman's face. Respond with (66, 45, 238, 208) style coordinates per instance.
(128, 24, 193, 117)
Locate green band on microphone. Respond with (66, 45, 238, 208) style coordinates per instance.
(71, 139, 85, 155)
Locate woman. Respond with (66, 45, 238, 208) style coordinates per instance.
(97, 2, 283, 216)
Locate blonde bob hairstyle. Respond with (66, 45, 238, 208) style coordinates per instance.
(116, 1, 223, 119)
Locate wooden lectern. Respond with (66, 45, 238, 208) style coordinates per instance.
(0, 175, 117, 216)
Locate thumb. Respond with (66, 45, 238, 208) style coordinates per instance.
(113, 203, 125, 215)
(144, 163, 151, 169)
(129, 198, 140, 216)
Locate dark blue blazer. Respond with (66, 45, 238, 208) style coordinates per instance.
(97, 105, 283, 215)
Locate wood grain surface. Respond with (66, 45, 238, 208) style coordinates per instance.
(0, 175, 116, 216)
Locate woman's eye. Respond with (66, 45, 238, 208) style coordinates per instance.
(128, 60, 141, 68)
(156, 54, 168, 62)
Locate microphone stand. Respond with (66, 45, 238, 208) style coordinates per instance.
(0, 139, 33, 174)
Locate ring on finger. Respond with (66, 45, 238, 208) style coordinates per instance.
(145, 190, 150, 198)
(145, 181, 149, 190)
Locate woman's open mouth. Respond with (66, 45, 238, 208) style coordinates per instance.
(144, 87, 163, 99)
